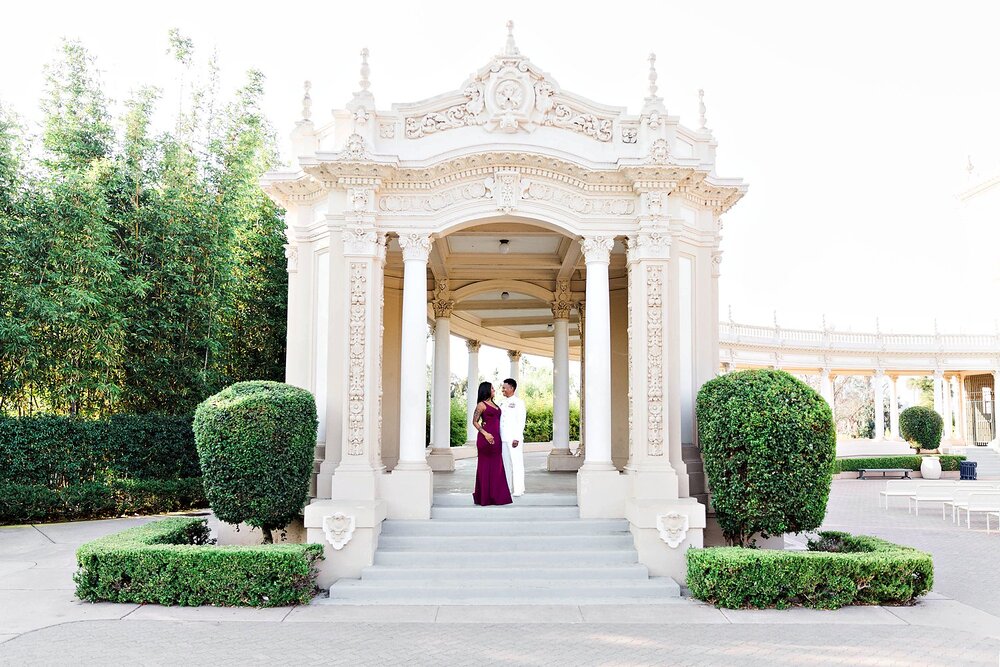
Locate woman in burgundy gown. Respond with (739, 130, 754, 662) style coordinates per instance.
(471, 381, 513, 506)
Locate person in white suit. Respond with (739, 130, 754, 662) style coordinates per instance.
(499, 378, 527, 497)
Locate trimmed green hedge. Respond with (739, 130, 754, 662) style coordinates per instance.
(194, 381, 317, 543)
(900, 406, 944, 450)
(834, 455, 966, 474)
(687, 531, 933, 609)
(1, 478, 206, 524)
(0, 414, 204, 525)
(74, 517, 324, 607)
(696, 369, 836, 546)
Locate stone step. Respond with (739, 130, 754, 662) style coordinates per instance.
(430, 505, 579, 520)
(374, 549, 638, 567)
(377, 534, 635, 551)
(323, 577, 680, 604)
(358, 564, 651, 581)
(380, 519, 628, 537)
(432, 493, 578, 507)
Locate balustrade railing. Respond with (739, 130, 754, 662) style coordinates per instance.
(719, 322, 1000, 353)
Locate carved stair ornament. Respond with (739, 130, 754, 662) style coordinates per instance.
(403, 23, 613, 142)
(322, 513, 357, 550)
(656, 512, 689, 549)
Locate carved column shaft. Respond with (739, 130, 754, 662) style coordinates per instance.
(396, 234, 433, 470)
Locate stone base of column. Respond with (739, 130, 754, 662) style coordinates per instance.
(577, 464, 628, 518)
(381, 464, 433, 519)
(303, 499, 386, 589)
(315, 460, 337, 500)
(626, 497, 706, 584)
(426, 447, 455, 472)
(625, 464, 679, 500)
(329, 464, 382, 501)
(547, 448, 584, 471)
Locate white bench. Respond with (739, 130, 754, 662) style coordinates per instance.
(956, 492, 1000, 529)
(908, 485, 957, 516)
(988, 511, 1000, 533)
(879, 480, 954, 509)
(942, 486, 1000, 521)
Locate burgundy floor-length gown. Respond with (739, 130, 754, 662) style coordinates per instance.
(473, 402, 513, 506)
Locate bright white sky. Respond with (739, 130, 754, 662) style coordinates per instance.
(3, 0, 999, 380)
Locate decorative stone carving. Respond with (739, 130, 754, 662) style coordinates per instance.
(656, 512, 689, 548)
(338, 133, 370, 161)
(507, 350, 522, 362)
(621, 126, 638, 144)
(349, 187, 372, 213)
(466, 339, 482, 353)
(552, 279, 572, 320)
(322, 512, 357, 550)
(379, 179, 492, 213)
(397, 233, 432, 261)
(432, 279, 454, 318)
(711, 251, 723, 277)
(343, 226, 378, 256)
(403, 50, 614, 142)
(347, 262, 368, 456)
(647, 138, 670, 164)
(284, 244, 299, 273)
(580, 236, 615, 264)
(379, 123, 395, 139)
(646, 110, 661, 130)
(646, 265, 664, 456)
(521, 180, 635, 215)
(489, 169, 520, 213)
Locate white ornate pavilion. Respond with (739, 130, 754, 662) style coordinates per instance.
(262, 24, 745, 583)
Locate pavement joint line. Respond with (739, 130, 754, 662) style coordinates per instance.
(30, 524, 56, 544)
(278, 605, 297, 622)
(118, 605, 142, 620)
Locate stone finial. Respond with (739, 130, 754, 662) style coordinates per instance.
(875, 317, 881, 335)
(698, 88, 709, 131)
(301, 80, 312, 121)
(772, 310, 779, 328)
(359, 48, 371, 92)
(504, 20, 520, 56)
(967, 155, 974, 174)
(647, 53, 659, 100)
(727, 304, 733, 324)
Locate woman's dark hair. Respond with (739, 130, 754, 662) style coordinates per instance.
(477, 381, 493, 404)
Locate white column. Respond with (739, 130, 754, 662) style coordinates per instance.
(428, 282, 455, 472)
(465, 339, 481, 444)
(943, 372, 954, 441)
(889, 374, 900, 440)
(933, 370, 944, 418)
(507, 350, 522, 384)
(381, 232, 433, 519)
(872, 370, 885, 441)
(552, 318, 571, 452)
(992, 370, 1000, 448)
(819, 367, 834, 412)
(577, 236, 624, 519)
(954, 375, 966, 444)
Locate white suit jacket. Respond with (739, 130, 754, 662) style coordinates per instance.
(499, 394, 526, 444)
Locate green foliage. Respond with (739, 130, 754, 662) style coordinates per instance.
(1, 478, 206, 525)
(442, 397, 580, 446)
(696, 369, 837, 546)
(450, 398, 467, 446)
(0, 413, 205, 524)
(74, 517, 323, 607)
(0, 36, 287, 418)
(833, 455, 965, 473)
(687, 531, 934, 609)
(194, 382, 317, 542)
(899, 406, 943, 450)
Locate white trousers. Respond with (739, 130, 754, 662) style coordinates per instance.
(502, 440, 525, 496)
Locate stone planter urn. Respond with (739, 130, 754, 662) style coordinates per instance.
(920, 456, 942, 480)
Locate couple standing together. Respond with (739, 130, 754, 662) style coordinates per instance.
(471, 378, 526, 506)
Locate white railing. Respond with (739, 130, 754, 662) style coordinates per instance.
(720, 322, 1000, 355)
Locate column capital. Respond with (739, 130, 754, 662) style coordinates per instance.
(343, 225, 386, 257)
(466, 339, 481, 353)
(933, 369, 945, 379)
(398, 232, 432, 261)
(552, 278, 572, 320)
(873, 368, 886, 379)
(625, 231, 669, 263)
(431, 278, 454, 318)
(284, 243, 299, 273)
(580, 236, 615, 264)
(507, 350, 522, 362)
(820, 367, 831, 377)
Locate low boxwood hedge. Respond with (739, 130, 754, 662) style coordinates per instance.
(74, 517, 324, 607)
(833, 455, 965, 474)
(687, 531, 933, 609)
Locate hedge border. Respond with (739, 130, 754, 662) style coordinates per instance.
(74, 517, 324, 607)
(687, 531, 933, 609)
(833, 455, 965, 473)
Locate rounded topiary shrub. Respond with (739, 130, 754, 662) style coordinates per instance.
(899, 406, 943, 451)
(194, 381, 317, 543)
(696, 369, 836, 547)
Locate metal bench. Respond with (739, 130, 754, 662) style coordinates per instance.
(858, 468, 911, 480)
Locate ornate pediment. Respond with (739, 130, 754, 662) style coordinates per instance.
(399, 24, 619, 143)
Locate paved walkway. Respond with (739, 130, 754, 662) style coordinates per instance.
(3, 467, 1000, 664)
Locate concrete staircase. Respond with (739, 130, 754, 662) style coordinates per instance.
(959, 446, 1000, 479)
(322, 493, 680, 605)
